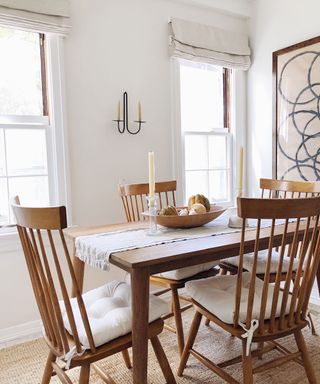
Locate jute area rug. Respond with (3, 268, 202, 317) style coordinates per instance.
(1, 307, 320, 384)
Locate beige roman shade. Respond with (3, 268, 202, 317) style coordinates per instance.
(0, 0, 70, 35)
(169, 18, 251, 70)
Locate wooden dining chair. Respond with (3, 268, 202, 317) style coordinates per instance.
(260, 178, 320, 199)
(12, 197, 176, 384)
(118, 180, 220, 356)
(178, 196, 320, 384)
(220, 178, 320, 278)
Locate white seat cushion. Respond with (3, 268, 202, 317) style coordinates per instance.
(60, 281, 169, 349)
(155, 261, 220, 280)
(186, 272, 290, 324)
(224, 249, 299, 274)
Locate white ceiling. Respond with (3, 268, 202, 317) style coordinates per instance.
(171, 0, 252, 18)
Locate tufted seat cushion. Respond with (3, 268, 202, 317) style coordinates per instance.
(60, 281, 169, 349)
(185, 272, 291, 324)
(155, 261, 220, 280)
(223, 249, 299, 274)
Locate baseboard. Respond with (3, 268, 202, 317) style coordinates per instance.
(0, 320, 42, 349)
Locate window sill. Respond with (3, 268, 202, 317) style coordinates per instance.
(0, 225, 17, 235)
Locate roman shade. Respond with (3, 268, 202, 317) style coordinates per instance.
(0, 0, 70, 35)
(169, 18, 251, 70)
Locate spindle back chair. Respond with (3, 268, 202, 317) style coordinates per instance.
(260, 178, 320, 198)
(118, 180, 219, 356)
(179, 196, 320, 383)
(118, 180, 176, 222)
(220, 178, 320, 280)
(12, 197, 176, 384)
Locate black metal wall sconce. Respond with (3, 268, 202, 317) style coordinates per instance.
(113, 92, 146, 135)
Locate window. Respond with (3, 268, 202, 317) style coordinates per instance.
(0, 26, 66, 226)
(177, 59, 233, 205)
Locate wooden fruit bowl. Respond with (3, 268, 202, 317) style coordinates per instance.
(143, 205, 226, 229)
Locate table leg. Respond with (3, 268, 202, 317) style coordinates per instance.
(131, 267, 150, 384)
(71, 243, 85, 297)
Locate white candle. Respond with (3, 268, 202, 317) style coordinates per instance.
(239, 146, 244, 192)
(138, 101, 142, 121)
(148, 151, 155, 199)
(117, 100, 120, 120)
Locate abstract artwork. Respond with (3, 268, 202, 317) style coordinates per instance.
(273, 36, 320, 181)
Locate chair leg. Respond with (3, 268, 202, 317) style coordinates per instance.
(79, 365, 90, 384)
(307, 312, 318, 336)
(257, 342, 264, 360)
(121, 349, 132, 369)
(151, 336, 177, 384)
(205, 318, 210, 326)
(294, 329, 317, 384)
(219, 267, 227, 275)
(242, 340, 253, 384)
(41, 351, 55, 384)
(171, 286, 185, 356)
(177, 311, 203, 377)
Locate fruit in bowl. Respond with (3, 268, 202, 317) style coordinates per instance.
(188, 194, 211, 212)
(153, 204, 225, 229)
(145, 194, 224, 228)
(189, 203, 206, 215)
(178, 208, 189, 216)
(159, 205, 178, 216)
(158, 194, 211, 218)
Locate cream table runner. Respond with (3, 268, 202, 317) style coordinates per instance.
(75, 209, 253, 270)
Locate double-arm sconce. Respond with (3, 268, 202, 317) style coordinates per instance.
(113, 92, 146, 135)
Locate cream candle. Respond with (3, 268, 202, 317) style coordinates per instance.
(117, 100, 120, 120)
(138, 101, 142, 121)
(239, 146, 244, 192)
(148, 151, 155, 198)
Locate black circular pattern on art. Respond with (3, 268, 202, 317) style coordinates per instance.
(278, 50, 320, 181)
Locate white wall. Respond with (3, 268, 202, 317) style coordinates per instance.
(0, 0, 248, 341)
(65, 0, 248, 227)
(247, 0, 320, 195)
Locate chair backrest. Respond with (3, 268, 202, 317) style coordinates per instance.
(235, 196, 320, 336)
(12, 197, 97, 356)
(118, 180, 177, 222)
(260, 178, 320, 198)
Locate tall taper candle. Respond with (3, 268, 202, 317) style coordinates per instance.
(239, 146, 244, 192)
(148, 151, 155, 199)
(117, 100, 120, 120)
(138, 101, 142, 121)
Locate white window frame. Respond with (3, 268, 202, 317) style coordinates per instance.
(171, 58, 237, 207)
(183, 130, 233, 205)
(0, 33, 70, 233)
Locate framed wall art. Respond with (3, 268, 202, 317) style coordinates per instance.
(273, 36, 320, 181)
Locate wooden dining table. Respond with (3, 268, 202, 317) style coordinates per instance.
(66, 218, 317, 384)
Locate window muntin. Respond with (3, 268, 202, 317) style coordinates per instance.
(179, 60, 232, 205)
(184, 134, 232, 203)
(0, 26, 50, 226)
